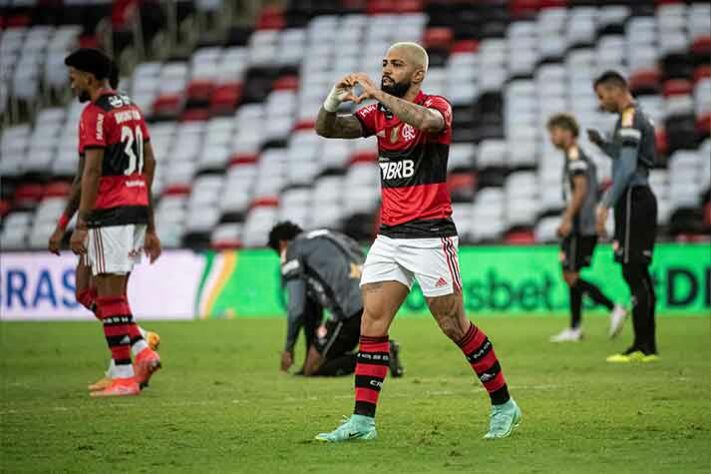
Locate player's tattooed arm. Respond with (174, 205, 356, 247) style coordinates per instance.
(374, 93, 444, 133)
(315, 106, 364, 139)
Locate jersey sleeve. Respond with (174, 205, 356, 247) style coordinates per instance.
(424, 95, 453, 134)
(617, 108, 642, 150)
(354, 103, 378, 137)
(79, 106, 108, 150)
(567, 159, 589, 177)
(281, 244, 304, 281)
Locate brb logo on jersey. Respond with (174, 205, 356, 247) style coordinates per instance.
(380, 159, 415, 180)
(108, 95, 131, 108)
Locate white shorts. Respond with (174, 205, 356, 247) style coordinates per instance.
(360, 234, 463, 297)
(87, 224, 146, 276)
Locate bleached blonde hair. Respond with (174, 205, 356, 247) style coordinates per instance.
(388, 42, 429, 73)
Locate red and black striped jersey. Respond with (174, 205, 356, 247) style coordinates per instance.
(355, 90, 456, 238)
(78, 90, 151, 228)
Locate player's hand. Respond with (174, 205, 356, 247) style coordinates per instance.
(557, 217, 572, 238)
(323, 75, 360, 111)
(587, 129, 605, 147)
(596, 206, 609, 237)
(69, 228, 88, 255)
(280, 351, 294, 372)
(353, 73, 378, 103)
(144, 230, 162, 264)
(48, 227, 64, 255)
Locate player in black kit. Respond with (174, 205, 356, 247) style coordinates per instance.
(589, 71, 659, 363)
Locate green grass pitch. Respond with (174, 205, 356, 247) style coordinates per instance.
(1, 316, 710, 473)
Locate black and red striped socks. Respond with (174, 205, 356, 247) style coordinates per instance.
(457, 323, 510, 405)
(353, 336, 390, 417)
(96, 296, 135, 379)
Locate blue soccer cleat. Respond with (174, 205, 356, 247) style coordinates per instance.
(315, 415, 378, 442)
(483, 399, 522, 439)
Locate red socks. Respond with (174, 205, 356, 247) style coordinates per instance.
(457, 323, 510, 405)
(353, 336, 390, 418)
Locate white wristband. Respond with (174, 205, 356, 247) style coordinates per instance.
(323, 84, 349, 113)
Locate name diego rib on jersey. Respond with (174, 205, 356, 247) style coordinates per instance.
(79, 90, 151, 228)
(355, 91, 457, 239)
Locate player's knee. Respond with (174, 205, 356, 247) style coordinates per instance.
(563, 272, 579, 287)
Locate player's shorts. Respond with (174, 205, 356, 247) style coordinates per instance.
(613, 186, 657, 265)
(360, 234, 462, 297)
(315, 310, 362, 359)
(560, 234, 598, 272)
(87, 224, 146, 276)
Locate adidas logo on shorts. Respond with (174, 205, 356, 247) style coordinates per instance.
(435, 277, 448, 288)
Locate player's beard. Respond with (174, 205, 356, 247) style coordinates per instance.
(381, 77, 410, 98)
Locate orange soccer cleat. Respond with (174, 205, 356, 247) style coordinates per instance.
(88, 377, 113, 392)
(89, 378, 140, 398)
(146, 331, 161, 351)
(134, 348, 162, 388)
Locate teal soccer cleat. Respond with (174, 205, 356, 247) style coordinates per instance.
(315, 415, 378, 442)
(483, 399, 522, 440)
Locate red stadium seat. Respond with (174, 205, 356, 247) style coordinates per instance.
(692, 66, 711, 85)
(162, 184, 191, 196)
(696, 114, 711, 139)
(447, 173, 477, 201)
(152, 94, 183, 119)
(7, 14, 31, 27)
(423, 27, 453, 51)
(394, 0, 423, 13)
(14, 184, 44, 206)
(229, 153, 259, 167)
(273, 75, 299, 91)
(78, 35, 100, 49)
(0, 199, 11, 218)
(655, 129, 668, 157)
(257, 6, 285, 30)
(629, 69, 662, 95)
(451, 40, 479, 54)
(509, 0, 541, 18)
(367, 0, 398, 15)
(293, 119, 315, 131)
(662, 79, 692, 97)
(180, 108, 210, 122)
(250, 196, 279, 209)
(704, 203, 711, 228)
(186, 80, 215, 103)
(44, 181, 72, 198)
(690, 36, 711, 57)
(349, 150, 378, 165)
(210, 84, 242, 116)
(212, 239, 243, 250)
(504, 229, 535, 244)
(540, 0, 568, 8)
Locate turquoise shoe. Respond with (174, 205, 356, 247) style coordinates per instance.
(315, 415, 378, 442)
(483, 399, 522, 439)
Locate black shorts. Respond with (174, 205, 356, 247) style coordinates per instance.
(315, 310, 362, 359)
(613, 186, 657, 265)
(561, 235, 598, 272)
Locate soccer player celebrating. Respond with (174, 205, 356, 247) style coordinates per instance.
(313, 42, 521, 441)
(64, 48, 162, 396)
(268, 221, 403, 378)
(589, 71, 659, 363)
(546, 114, 627, 342)
(48, 59, 160, 392)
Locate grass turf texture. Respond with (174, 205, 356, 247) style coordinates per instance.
(1, 317, 710, 473)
